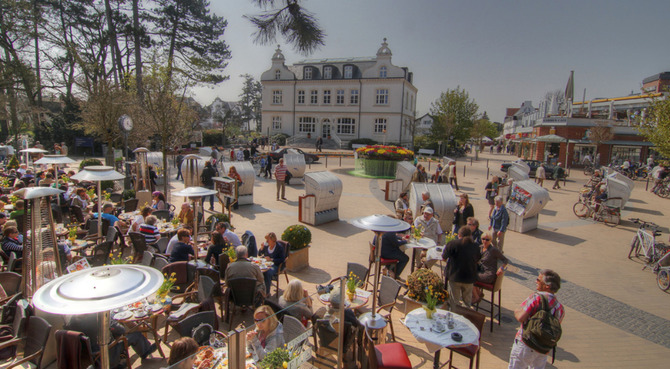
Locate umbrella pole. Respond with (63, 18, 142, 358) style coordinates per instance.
(97, 180, 103, 239)
(193, 198, 199, 245)
(371, 231, 382, 319)
(98, 310, 111, 369)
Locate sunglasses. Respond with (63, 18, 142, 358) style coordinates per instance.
(254, 318, 264, 322)
(482, 238, 491, 241)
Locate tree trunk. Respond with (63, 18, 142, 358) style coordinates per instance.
(104, 0, 124, 85)
(32, 0, 42, 107)
(133, 0, 143, 101)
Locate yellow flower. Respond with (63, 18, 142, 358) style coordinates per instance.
(283, 361, 288, 368)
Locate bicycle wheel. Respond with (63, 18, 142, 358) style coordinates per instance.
(583, 167, 593, 176)
(657, 269, 670, 291)
(573, 202, 589, 218)
(659, 186, 670, 199)
(603, 210, 620, 227)
(628, 236, 640, 259)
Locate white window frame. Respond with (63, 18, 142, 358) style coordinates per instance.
(350, 89, 359, 104)
(344, 65, 353, 79)
(272, 90, 282, 104)
(298, 117, 316, 133)
(297, 90, 305, 104)
(272, 116, 282, 131)
(336, 90, 345, 105)
(379, 66, 387, 78)
(304, 67, 312, 80)
(275, 70, 281, 80)
(337, 118, 356, 135)
(310, 90, 318, 104)
(374, 118, 387, 134)
(323, 66, 332, 79)
(375, 89, 388, 105)
(323, 90, 331, 104)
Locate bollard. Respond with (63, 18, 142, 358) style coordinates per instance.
(463, 165, 466, 177)
(325, 155, 328, 168)
(471, 157, 473, 166)
(339, 156, 342, 167)
(428, 160, 431, 171)
(487, 168, 490, 179)
(646, 176, 650, 191)
(487, 159, 489, 169)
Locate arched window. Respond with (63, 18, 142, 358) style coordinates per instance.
(379, 66, 387, 78)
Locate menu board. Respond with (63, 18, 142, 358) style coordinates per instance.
(213, 176, 237, 198)
(507, 185, 532, 216)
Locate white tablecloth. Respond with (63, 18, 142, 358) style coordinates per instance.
(402, 308, 479, 353)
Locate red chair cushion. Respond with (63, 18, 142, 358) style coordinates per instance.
(375, 342, 412, 369)
(474, 281, 493, 290)
(380, 258, 399, 265)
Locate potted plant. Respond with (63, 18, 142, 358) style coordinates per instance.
(404, 268, 447, 314)
(281, 224, 312, 272)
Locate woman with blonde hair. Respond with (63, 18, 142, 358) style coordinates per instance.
(279, 279, 314, 321)
(247, 305, 285, 360)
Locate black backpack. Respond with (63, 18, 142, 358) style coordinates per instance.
(522, 295, 562, 354)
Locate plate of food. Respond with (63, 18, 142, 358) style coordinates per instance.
(193, 347, 217, 368)
(133, 310, 148, 319)
(113, 311, 132, 321)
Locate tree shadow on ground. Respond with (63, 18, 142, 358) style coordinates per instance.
(525, 228, 586, 246)
(622, 206, 664, 216)
(289, 266, 331, 285)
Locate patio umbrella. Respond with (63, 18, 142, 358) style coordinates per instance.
(350, 215, 410, 329)
(34, 155, 76, 204)
(33, 265, 163, 369)
(19, 147, 48, 167)
(71, 166, 125, 239)
(172, 186, 218, 243)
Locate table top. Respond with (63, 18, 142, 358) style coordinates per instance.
(318, 288, 371, 310)
(249, 257, 271, 272)
(403, 308, 479, 353)
(405, 237, 437, 249)
(112, 301, 165, 323)
(426, 246, 444, 261)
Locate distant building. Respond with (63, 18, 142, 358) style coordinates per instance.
(415, 113, 433, 135)
(200, 98, 242, 130)
(260, 39, 417, 147)
(642, 72, 670, 93)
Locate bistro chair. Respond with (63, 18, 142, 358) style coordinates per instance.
(473, 270, 505, 332)
(109, 192, 123, 205)
(7, 252, 21, 274)
(128, 232, 149, 263)
(224, 277, 258, 328)
(364, 327, 412, 369)
(376, 276, 402, 342)
(196, 267, 225, 318)
(164, 276, 217, 342)
(269, 241, 291, 297)
(85, 241, 114, 267)
(152, 254, 169, 271)
(123, 198, 139, 213)
(141, 250, 154, 267)
(445, 305, 486, 369)
(162, 261, 197, 293)
(174, 311, 220, 344)
(155, 237, 169, 254)
(0, 304, 27, 358)
(0, 272, 22, 302)
(217, 254, 230, 281)
(367, 242, 399, 285)
(0, 315, 52, 369)
(328, 262, 372, 290)
(55, 329, 130, 369)
(282, 314, 315, 349)
(153, 210, 170, 221)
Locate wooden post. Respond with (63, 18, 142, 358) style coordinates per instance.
(463, 165, 466, 177)
(325, 156, 328, 168)
(339, 156, 342, 167)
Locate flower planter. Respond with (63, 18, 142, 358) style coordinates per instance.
(286, 245, 310, 272)
(403, 295, 448, 315)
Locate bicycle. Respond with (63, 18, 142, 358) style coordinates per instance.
(653, 251, 670, 291)
(627, 218, 670, 269)
(583, 163, 595, 176)
(572, 197, 621, 227)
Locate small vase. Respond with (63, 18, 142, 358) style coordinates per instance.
(346, 290, 356, 302)
(423, 306, 436, 319)
(68, 236, 76, 244)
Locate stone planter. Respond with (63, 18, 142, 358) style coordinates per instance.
(286, 245, 310, 272)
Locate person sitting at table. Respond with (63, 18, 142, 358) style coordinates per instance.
(168, 337, 200, 369)
(177, 202, 194, 228)
(9, 200, 24, 221)
(215, 221, 241, 246)
(65, 313, 157, 368)
(279, 279, 317, 322)
(93, 203, 126, 229)
(129, 206, 153, 234)
(139, 215, 161, 245)
(0, 213, 6, 229)
(2, 226, 22, 258)
(246, 305, 285, 361)
(402, 208, 413, 225)
(225, 245, 266, 302)
(151, 191, 166, 210)
(69, 187, 90, 215)
(166, 225, 192, 255)
(379, 231, 409, 279)
(204, 231, 227, 266)
(467, 217, 484, 245)
(169, 228, 194, 263)
(258, 232, 286, 295)
(321, 286, 361, 348)
(472, 232, 509, 304)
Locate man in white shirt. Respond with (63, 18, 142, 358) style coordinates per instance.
(216, 222, 241, 246)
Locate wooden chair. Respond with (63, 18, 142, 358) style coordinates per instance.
(474, 271, 505, 332)
(270, 241, 290, 297)
(364, 326, 412, 369)
(376, 276, 402, 342)
(367, 242, 398, 286)
(164, 276, 217, 342)
(446, 305, 486, 369)
(123, 198, 139, 213)
(224, 277, 258, 327)
(0, 315, 52, 369)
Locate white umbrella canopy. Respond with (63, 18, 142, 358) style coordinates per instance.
(71, 166, 125, 238)
(13, 187, 63, 199)
(34, 155, 76, 165)
(19, 148, 48, 153)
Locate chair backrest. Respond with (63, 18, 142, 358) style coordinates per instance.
(8, 252, 19, 273)
(109, 193, 123, 203)
(451, 305, 486, 343)
(243, 231, 258, 257)
(218, 254, 230, 280)
(196, 268, 222, 297)
(85, 218, 110, 238)
(227, 277, 257, 307)
(153, 209, 170, 221)
(277, 240, 290, 272)
(105, 226, 118, 244)
(141, 250, 154, 266)
(378, 275, 401, 311)
(152, 254, 169, 270)
(55, 330, 95, 369)
(175, 310, 217, 339)
(264, 299, 286, 323)
(89, 241, 113, 267)
(283, 314, 308, 345)
(365, 328, 380, 369)
(70, 205, 85, 223)
(162, 261, 195, 292)
(128, 232, 148, 254)
(347, 263, 369, 284)
(24, 315, 52, 366)
(0, 249, 9, 265)
(11, 304, 27, 339)
(492, 270, 505, 293)
(0, 271, 22, 296)
(197, 275, 216, 302)
(123, 198, 139, 213)
(155, 237, 169, 254)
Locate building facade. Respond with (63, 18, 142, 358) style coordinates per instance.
(260, 40, 417, 147)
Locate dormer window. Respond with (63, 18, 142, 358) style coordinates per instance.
(324, 66, 332, 79)
(275, 70, 281, 80)
(304, 67, 313, 80)
(344, 65, 353, 79)
(379, 66, 387, 78)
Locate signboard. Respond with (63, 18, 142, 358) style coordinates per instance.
(75, 137, 94, 148)
(213, 176, 237, 198)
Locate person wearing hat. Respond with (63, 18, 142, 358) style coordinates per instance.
(414, 206, 443, 269)
(215, 221, 241, 246)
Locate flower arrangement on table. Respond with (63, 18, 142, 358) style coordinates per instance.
(9, 195, 18, 206)
(155, 272, 178, 303)
(258, 346, 297, 369)
(67, 226, 78, 243)
(0, 178, 10, 188)
(108, 250, 130, 265)
(102, 190, 111, 202)
(345, 271, 362, 301)
(281, 224, 311, 251)
(86, 187, 96, 200)
(423, 286, 440, 319)
(443, 231, 457, 244)
(171, 217, 179, 226)
(355, 145, 414, 161)
(225, 245, 237, 262)
(411, 224, 423, 241)
(406, 268, 446, 307)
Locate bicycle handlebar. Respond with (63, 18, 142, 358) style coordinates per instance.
(629, 218, 659, 228)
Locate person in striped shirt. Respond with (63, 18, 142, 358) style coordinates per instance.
(274, 158, 288, 201)
(139, 215, 161, 245)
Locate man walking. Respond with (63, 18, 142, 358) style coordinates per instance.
(175, 153, 184, 180)
(508, 269, 564, 369)
(489, 196, 509, 252)
(552, 163, 564, 190)
(274, 158, 287, 200)
(315, 136, 323, 152)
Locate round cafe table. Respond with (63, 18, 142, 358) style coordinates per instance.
(404, 237, 437, 273)
(318, 288, 370, 310)
(403, 308, 479, 369)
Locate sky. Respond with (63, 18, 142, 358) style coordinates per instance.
(194, 0, 670, 123)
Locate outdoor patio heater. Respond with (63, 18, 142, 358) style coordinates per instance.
(182, 154, 204, 188)
(132, 147, 151, 191)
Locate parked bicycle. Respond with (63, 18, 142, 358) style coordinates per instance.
(653, 251, 670, 291)
(627, 218, 665, 265)
(572, 196, 622, 226)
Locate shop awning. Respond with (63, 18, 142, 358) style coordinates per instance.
(602, 140, 654, 147)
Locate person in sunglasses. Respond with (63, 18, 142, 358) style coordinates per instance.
(473, 232, 509, 303)
(247, 305, 285, 361)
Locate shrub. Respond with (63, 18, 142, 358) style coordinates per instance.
(271, 133, 289, 146)
(348, 138, 377, 149)
(281, 224, 311, 251)
(122, 189, 136, 200)
(205, 213, 230, 228)
(79, 158, 103, 169)
(6, 155, 19, 170)
(406, 269, 447, 304)
(203, 129, 224, 146)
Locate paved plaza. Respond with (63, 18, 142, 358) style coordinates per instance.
(137, 149, 669, 368)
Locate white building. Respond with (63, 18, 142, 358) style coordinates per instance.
(260, 39, 417, 147)
(415, 113, 434, 135)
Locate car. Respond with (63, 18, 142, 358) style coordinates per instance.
(267, 148, 319, 164)
(500, 159, 567, 179)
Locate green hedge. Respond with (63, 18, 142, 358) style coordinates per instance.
(271, 133, 289, 146)
(79, 158, 114, 191)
